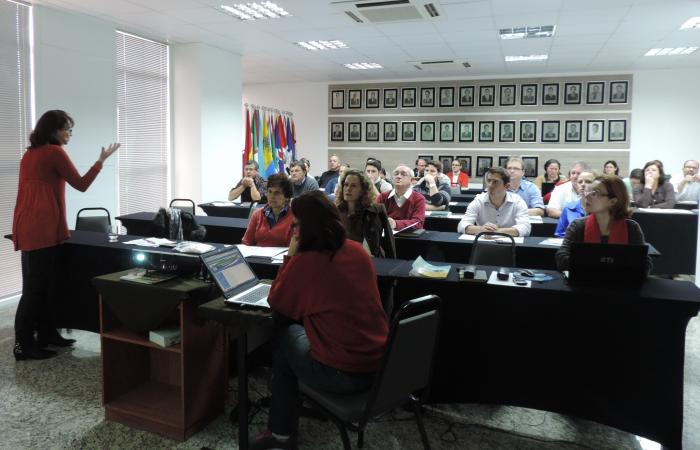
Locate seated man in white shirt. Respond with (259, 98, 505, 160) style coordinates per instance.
(676, 159, 700, 201)
(546, 161, 590, 219)
(457, 166, 531, 237)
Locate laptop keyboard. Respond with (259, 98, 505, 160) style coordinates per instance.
(235, 284, 271, 304)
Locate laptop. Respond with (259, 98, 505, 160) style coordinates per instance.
(568, 243, 648, 286)
(200, 246, 271, 308)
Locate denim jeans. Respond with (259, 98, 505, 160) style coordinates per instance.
(268, 323, 374, 435)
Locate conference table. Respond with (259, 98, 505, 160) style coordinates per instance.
(46, 229, 700, 449)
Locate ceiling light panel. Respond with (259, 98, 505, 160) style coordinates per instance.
(680, 17, 700, 30)
(343, 63, 383, 70)
(220, 2, 291, 21)
(296, 40, 348, 51)
(500, 25, 556, 40)
(645, 47, 698, 56)
(505, 54, 548, 62)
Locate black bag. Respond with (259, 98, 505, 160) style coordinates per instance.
(152, 207, 207, 242)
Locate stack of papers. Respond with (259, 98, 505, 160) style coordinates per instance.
(123, 237, 177, 247)
(538, 238, 564, 247)
(210, 201, 236, 206)
(409, 256, 451, 279)
(236, 245, 288, 259)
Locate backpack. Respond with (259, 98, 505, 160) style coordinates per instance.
(151, 207, 207, 242)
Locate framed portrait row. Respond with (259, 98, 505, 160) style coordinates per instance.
(329, 80, 629, 110)
(329, 119, 628, 143)
(413, 155, 539, 178)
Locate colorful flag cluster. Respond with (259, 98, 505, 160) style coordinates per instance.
(242, 107, 296, 179)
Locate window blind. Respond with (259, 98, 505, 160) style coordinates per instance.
(0, 0, 32, 300)
(116, 31, 169, 217)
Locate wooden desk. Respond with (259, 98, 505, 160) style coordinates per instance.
(93, 271, 225, 441)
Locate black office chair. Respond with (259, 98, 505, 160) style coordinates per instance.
(169, 198, 196, 215)
(300, 295, 442, 450)
(75, 207, 112, 233)
(469, 231, 516, 267)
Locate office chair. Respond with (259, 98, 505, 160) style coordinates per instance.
(300, 295, 442, 450)
(469, 231, 516, 267)
(169, 198, 196, 215)
(75, 207, 112, 233)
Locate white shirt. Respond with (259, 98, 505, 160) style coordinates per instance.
(388, 187, 414, 208)
(457, 191, 531, 236)
(547, 181, 578, 213)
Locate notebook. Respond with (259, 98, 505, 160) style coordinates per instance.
(200, 246, 271, 308)
(568, 243, 648, 286)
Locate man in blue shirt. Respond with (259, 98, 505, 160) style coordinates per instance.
(506, 157, 544, 216)
(554, 170, 596, 237)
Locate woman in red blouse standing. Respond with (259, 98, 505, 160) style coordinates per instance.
(12, 110, 119, 360)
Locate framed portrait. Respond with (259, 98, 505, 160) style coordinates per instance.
(402, 121, 417, 141)
(499, 121, 516, 142)
(498, 156, 509, 168)
(478, 121, 495, 142)
(348, 90, 362, 109)
(402, 88, 416, 108)
(609, 81, 628, 104)
(522, 156, 538, 178)
(420, 87, 435, 107)
(330, 122, 344, 141)
(365, 122, 379, 141)
(456, 156, 472, 177)
(331, 90, 344, 109)
(520, 84, 538, 105)
(458, 121, 474, 142)
(439, 155, 453, 173)
(418, 154, 434, 165)
(476, 156, 493, 177)
(439, 87, 455, 107)
(500, 85, 516, 106)
(608, 119, 627, 141)
(420, 121, 435, 141)
(520, 121, 537, 142)
(439, 121, 454, 142)
(564, 120, 582, 142)
(541, 120, 560, 142)
(564, 83, 582, 105)
(383, 121, 398, 141)
(586, 82, 605, 104)
(479, 85, 495, 106)
(586, 120, 604, 142)
(459, 86, 474, 106)
(383, 88, 398, 108)
(366, 89, 380, 108)
(348, 122, 362, 141)
(542, 83, 559, 105)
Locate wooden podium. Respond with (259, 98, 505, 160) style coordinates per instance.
(93, 271, 225, 441)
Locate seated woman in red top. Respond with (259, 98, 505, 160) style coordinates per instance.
(242, 172, 294, 247)
(251, 190, 389, 450)
(12, 110, 119, 360)
(448, 159, 469, 188)
(556, 175, 650, 272)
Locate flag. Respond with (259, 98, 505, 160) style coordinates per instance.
(270, 114, 279, 174)
(256, 109, 264, 173)
(289, 117, 297, 162)
(250, 109, 258, 166)
(262, 111, 275, 179)
(277, 114, 287, 173)
(242, 108, 252, 175)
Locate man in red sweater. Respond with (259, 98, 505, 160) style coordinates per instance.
(376, 164, 426, 231)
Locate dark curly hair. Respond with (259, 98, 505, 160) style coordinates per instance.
(29, 110, 74, 148)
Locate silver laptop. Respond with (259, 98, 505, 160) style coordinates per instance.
(201, 246, 271, 308)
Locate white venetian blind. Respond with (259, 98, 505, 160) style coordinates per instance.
(0, 0, 32, 300)
(116, 31, 169, 217)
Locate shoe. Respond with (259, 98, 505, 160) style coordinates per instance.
(249, 430, 297, 450)
(37, 329, 76, 348)
(13, 341, 57, 361)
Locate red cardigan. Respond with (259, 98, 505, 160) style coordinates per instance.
(241, 207, 294, 247)
(268, 240, 388, 373)
(449, 171, 469, 188)
(376, 189, 426, 230)
(13, 145, 102, 251)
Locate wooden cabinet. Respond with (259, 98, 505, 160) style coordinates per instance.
(95, 272, 225, 441)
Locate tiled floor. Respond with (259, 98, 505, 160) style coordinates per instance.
(0, 297, 697, 449)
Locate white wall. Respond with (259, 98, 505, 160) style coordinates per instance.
(33, 6, 117, 228)
(243, 82, 328, 177)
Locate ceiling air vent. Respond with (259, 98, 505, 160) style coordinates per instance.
(332, 0, 442, 23)
(412, 59, 471, 70)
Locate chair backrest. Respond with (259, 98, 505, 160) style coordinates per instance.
(469, 231, 516, 267)
(362, 295, 442, 422)
(75, 207, 112, 233)
(247, 202, 259, 219)
(169, 198, 195, 215)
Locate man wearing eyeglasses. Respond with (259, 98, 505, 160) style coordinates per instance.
(376, 164, 426, 231)
(554, 170, 596, 237)
(676, 160, 700, 202)
(506, 157, 544, 216)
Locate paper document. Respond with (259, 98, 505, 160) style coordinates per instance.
(124, 238, 160, 247)
(237, 245, 288, 259)
(635, 208, 692, 214)
(409, 256, 451, 279)
(486, 271, 531, 288)
(448, 201, 458, 206)
(539, 238, 564, 247)
(392, 222, 420, 235)
(528, 216, 543, 223)
(458, 234, 524, 244)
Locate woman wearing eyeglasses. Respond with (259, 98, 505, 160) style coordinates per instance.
(12, 110, 119, 360)
(556, 175, 649, 271)
(250, 190, 388, 449)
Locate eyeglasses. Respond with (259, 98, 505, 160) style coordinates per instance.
(583, 190, 609, 198)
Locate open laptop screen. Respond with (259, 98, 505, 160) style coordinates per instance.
(202, 247, 256, 297)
